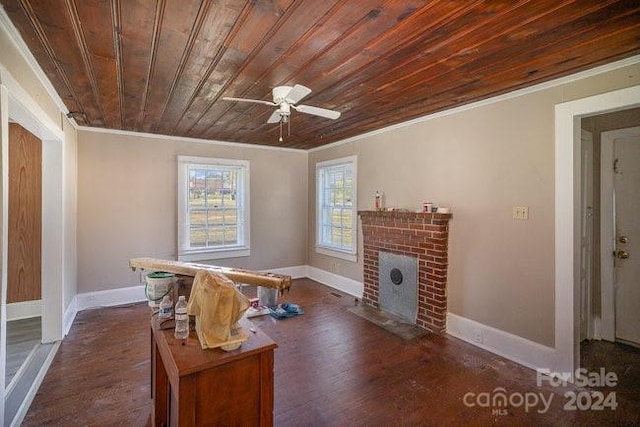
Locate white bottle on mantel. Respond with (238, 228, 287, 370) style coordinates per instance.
(375, 190, 381, 210)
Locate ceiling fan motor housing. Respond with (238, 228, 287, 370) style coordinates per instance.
(278, 102, 291, 119)
(272, 86, 293, 104)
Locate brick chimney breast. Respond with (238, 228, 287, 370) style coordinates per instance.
(358, 210, 452, 333)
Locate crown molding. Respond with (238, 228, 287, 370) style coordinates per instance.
(76, 125, 307, 153)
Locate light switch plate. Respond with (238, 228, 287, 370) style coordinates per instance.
(512, 206, 529, 220)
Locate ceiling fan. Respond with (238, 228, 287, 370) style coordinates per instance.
(223, 84, 341, 141)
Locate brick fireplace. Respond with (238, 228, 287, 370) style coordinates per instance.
(358, 210, 452, 333)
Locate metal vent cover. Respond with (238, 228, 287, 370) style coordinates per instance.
(379, 252, 418, 323)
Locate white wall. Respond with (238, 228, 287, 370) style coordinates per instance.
(76, 131, 308, 293)
(308, 62, 640, 348)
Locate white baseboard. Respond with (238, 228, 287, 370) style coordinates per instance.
(76, 285, 146, 311)
(262, 265, 307, 279)
(446, 312, 556, 373)
(9, 342, 60, 427)
(6, 300, 41, 321)
(63, 297, 77, 336)
(306, 266, 363, 298)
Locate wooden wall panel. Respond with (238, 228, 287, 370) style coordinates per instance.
(8, 123, 42, 303)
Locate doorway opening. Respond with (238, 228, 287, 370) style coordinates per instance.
(1, 70, 68, 425)
(5, 122, 43, 392)
(578, 111, 640, 383)
(555, 83, 640, 379)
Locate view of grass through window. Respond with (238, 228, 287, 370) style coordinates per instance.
(320, 164, 353, 250)
(188, 166, 240, 248)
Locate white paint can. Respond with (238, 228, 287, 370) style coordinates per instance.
(146, 271, 174, 307)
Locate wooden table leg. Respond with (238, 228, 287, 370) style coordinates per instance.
(152, 337, 169, 427)
(260, 351, 274, 427)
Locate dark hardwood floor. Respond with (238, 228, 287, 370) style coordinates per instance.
(23, 279, 640, 426)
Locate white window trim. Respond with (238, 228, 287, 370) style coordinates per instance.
(177, 155, 250, 261)
(315, 155, 358, 262)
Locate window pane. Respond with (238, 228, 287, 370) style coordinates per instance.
(343, 228, 352, 248)
(331, 226, 342, 246)
(208, 228, 224, 246)
(207, 209, 223, 226)
(224, 209, 238, 225)
(344, 186, 353, 206)
(190, 210, 206, 227)
(331, 208, 342, 227)
(190, 228, 206, 248)
(342, 209, 352, 228)
(189, 169, 206, 189)
(224, 227, 238, 245)
(189, 189, 205, 207)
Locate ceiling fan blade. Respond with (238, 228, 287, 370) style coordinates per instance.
(285, 84, 312, 104)
(267, 110, 281, 124)
(222, 96, 276, 106)
(293, 104, 341, 120)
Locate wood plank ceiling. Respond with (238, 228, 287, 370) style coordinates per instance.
(1, 0, 639, 150)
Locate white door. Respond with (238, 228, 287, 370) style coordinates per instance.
(580, 130, 594, 341)
(613, 129, 640, 346)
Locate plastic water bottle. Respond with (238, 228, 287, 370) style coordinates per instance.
(174, 296, 189, 341)
(159, 295, 173, 319)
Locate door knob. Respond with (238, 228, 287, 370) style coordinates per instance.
(619, 236, 629, 244)
(616, 250, 629, 259)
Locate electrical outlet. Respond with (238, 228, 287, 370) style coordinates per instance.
(512, 206, 529, 220)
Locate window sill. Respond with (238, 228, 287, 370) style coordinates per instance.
(315, 246, 357, 263)
(178, 248, 250, 262)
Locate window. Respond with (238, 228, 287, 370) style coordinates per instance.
(316, 156, 357, 262)
(178, 156, 249, 261)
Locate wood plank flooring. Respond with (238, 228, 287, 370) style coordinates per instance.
(23, 279, 640, 426)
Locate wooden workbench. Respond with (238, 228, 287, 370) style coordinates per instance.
(151, 317, 277, 426)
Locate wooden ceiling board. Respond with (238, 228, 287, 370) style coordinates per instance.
(1, 0, 639, 149)
(119, 0, 160, 130)
(169, 1, 296, 137)
(153, 1, 248, 135)
(73, 0, 120, 128)
(136, 0, 204, 133)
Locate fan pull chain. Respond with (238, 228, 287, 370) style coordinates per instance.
(279, 118, 283, 142)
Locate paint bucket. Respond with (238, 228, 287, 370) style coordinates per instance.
(258, 286, 278, 308)
(146, 271, 174, 307)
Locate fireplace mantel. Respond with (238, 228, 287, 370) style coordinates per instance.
(358, 210, 452, 333)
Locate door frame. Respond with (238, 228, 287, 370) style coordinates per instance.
(0, 66, 65, 420)
(600, 126, 640, 342)
(555, 85, 640, 380)
(579, 129, 594, 342)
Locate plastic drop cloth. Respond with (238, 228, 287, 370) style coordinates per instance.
(187, 270, 250, 349)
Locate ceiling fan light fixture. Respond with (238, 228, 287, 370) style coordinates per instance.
(223, 84, 340, 142)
